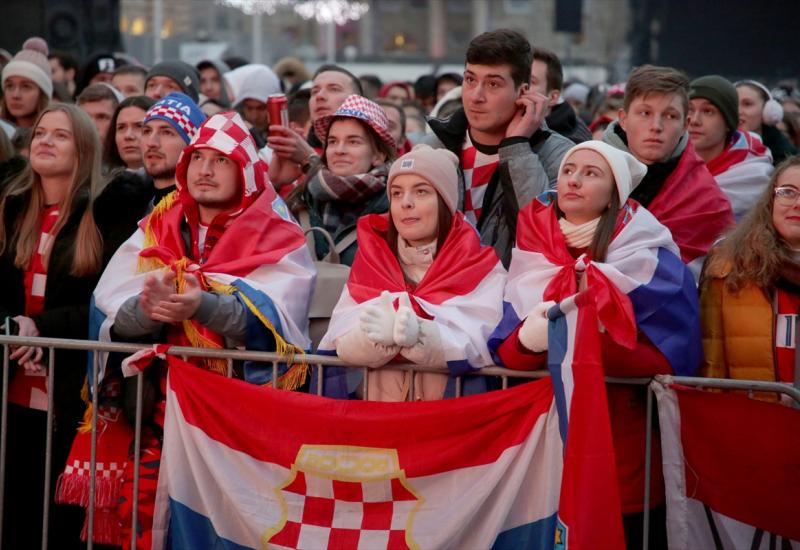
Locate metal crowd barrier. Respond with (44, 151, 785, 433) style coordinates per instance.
(0, 334, 797, 550)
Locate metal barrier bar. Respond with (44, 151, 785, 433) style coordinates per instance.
(642, 386, 654, 550)
(131, 372, 144, 550)
(41, 347, 56, 550)
(0, 334, 798, 550)
(667, 376, 800, 404)
(362, 367, 369, 401)
(87, 351, 99, 550)
(0, 328, 9, 543)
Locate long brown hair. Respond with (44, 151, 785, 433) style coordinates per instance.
(0, 104, 104, 276)
(706, 156, 800, 292)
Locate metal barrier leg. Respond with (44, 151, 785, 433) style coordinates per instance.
(362, 367, 369, 401)
(409, 371, 416, 401)
(0, 327, 10, 543)
(642, 385, 654, 550)
(501, 376, 508, 390)
(226, 358, 233, 378)
(272, 362, 279, 390)
(316, 365, 323, 396)
(131, 372, 144, 550)
(455, 377, 462, 398)
(41, 347, 56, 550)
(87, 352, 99, 550)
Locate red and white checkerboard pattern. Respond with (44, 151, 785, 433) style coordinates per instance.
(461, 133, 499, 226)
(190, 112, 261, 197)
(268, 471, 418, 550)
(63, 459, 126, 480)
(313, 94, 396, 153)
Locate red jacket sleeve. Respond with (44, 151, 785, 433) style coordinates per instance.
(497, 322, 671, 377)
(495, 323, 547, 371)
(600, 330, 672, 377)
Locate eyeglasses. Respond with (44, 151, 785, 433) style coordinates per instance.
(774, 186, 800, 205)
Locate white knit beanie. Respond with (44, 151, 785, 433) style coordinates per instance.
(1, 40, 53, 99)
(558, 140, 647, 204)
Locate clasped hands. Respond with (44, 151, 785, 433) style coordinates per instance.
(359, 291, 423, 348)
(140, 270, 203, 324)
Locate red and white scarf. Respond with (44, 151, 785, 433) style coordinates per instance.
(461, 132, 499, 226)
(8, 205, 59, 411)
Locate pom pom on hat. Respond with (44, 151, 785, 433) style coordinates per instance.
(22, 37, 48, 56)
(558, 140, 647, 204)
(387, 144, 460, 214)
(1, 38, 53, 99)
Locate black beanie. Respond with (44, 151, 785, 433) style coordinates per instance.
(146, 61, 200, 102)
(689, 75, 739, 133)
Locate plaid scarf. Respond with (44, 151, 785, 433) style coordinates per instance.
(307, 163, 389, 236)
(8, 205, 59, 411)
(461, 132, 499, 226)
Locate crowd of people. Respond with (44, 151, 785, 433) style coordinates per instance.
(0, 27, 797, 549)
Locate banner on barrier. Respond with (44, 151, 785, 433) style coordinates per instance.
(654, 380, 800, 549)
(151, 341, 621, 550)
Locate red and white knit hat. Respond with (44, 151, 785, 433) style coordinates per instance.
(313, 94, 396, 155)
(1, 37, 53, 99)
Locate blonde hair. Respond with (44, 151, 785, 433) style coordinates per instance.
(705, 156, 800, 292)
(0, 104, 104, 276)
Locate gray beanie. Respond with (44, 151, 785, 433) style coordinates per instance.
(689, 75, 739, 133)
(146, 61, 200, 102)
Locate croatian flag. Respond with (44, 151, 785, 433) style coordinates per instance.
(152, 358, 566, 549)
(653, 378, 800, 549)
(316, 213, 506, 398)
(544, 295, 626, 549)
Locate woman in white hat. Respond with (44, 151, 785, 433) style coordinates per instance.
(489, 140, 702, 548)
(1, 38, 53, 129)
(317, 144, 507, 402)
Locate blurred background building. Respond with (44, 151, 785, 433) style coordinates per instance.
(0, 0, 798, 85)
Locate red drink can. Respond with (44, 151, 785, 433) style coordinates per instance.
(267, 93, 289, 127)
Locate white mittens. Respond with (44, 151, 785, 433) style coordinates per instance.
(359, 291, 397, 345)
(401, 318, 445, 366)
(393, 293, 420, 347)
(518, 301, 556, 353)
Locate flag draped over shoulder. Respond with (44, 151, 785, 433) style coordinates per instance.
(653, 378, 800, 549)
(706, 130, 773, 222)
(153, 358, 564, 550)
(489, 191, 702, 377)
(90, 112, 315, 386)
(316, 212, 506, 396)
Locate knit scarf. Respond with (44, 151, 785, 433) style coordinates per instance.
(397, 237, 437, 285)
(9, 205, 60, 411)
(558, 217, 600, 249)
